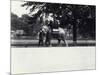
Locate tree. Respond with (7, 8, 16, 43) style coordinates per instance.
(11, 13, 23, 30)
(21, 2, 96, 41)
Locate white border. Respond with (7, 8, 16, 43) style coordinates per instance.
(0, 0, 98, 75)
(25, 0, 96, 5)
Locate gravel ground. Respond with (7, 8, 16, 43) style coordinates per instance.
(11, 39, 96, 47)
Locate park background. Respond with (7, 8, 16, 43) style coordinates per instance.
(11, 1, 96, 47)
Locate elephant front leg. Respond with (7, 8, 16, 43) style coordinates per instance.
(58, 39, 61, 46)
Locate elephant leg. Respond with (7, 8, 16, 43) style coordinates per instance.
(48, 40, 52, 47)
(42, 41, 44, 46)
(58, 39, 61, 46)
(63, 39, 68, 47)
(45, 40, 51, 46)
(38, 40, 41, 46)
(38, 40, 43, 46)
(45, 40, 47, 46)
(61, 34, 68, 47)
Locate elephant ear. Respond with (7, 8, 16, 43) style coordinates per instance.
(58, 27, 65, 34)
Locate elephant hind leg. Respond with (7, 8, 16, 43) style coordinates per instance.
(60, 34, 68, 47)
(62, 36, 68, 47)
(63, 39, 68, 47)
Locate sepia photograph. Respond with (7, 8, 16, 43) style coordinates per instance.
(11, 0, 96, 47)
(11, 0, 96, 74)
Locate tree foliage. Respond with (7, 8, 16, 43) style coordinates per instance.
(11, 2, 95, 40)
(21, 2, 95, 39)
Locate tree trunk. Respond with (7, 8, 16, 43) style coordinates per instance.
(73, 20, 77, 45)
